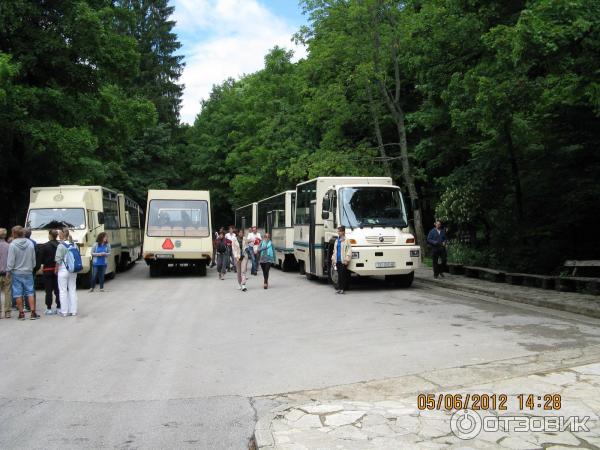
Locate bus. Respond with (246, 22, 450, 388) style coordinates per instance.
(143, 190, 212, 277)
(293, 177, 420, 287)
(256, 190, 297, 271)
(117, 193, 144, 270)
(25, 185, 129, 287)
(234, 202, 257, 231)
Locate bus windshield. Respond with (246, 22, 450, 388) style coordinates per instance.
(26, 208, 86, 230)
(147, 200, 209, 237)
(339, 187, 407, 228)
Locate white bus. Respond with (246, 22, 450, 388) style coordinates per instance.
(256, 190, 297, 271)
(234, 202, 257, 231)
(293, 177, 420, 287)
(26, 185, 129, 287)
(143, 190, 212, 277)
(117, 193, 144, 269)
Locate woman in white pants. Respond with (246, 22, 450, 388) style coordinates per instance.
(55, 228, 78, 317)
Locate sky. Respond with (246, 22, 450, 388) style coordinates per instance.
(171, 0, 308, 124)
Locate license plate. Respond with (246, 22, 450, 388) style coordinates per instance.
(352, 252, 360, 259)
(410, 250, 420, 257)
(376, 262, 395, 268)
(155, 254, 174, 259)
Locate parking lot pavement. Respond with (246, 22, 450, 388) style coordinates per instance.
(1, 263, 600, 449)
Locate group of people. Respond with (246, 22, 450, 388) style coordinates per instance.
(0, 225, 113, 321)
(212, 225, 276, 290)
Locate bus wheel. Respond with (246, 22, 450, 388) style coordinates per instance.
(328, 261, 338, 288)
(77, 274, 91, 289)
(386, 272, 414, 288)
(299, 261, 306, 275)
(196, 263, 207, 277)
(149, 264, 161, 278)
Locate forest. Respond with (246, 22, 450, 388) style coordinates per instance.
(1, 0, 599, 273)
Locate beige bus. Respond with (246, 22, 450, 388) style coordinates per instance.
(117, 193, 144, 269)
(143, 190, 212, 277)
(25, 185, 125, 287)
(256, 190, 297, 271)
(293, 177, 420, 287)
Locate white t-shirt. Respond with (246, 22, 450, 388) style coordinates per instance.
(247, 232, 262, 249)
(225, 232, 236, 245)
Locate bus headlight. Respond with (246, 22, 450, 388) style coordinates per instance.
(410, 250, 420, 257)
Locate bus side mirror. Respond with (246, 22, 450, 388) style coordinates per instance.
(98, 212, 105, 225)
(322, 211, 330, 220)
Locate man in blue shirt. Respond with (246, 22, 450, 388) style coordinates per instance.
(427, 220, 447, 278)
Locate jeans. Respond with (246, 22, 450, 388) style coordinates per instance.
(431, 247, 447, 276)
(336, 262, 349, 291)
(246, 246, 257, 274)
(43, 271, 60, 309)
(91, 265, 107, 289)
(216, 252, 228, 275)
(11, 273, 35, 299)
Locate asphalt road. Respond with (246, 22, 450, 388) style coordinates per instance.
(1, 263, 600, 449)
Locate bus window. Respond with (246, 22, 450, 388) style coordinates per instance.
(147, 199, 209, 237)
(295, 181, 316, 225)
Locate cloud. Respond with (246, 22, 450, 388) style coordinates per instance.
(173, 0, 306, 124)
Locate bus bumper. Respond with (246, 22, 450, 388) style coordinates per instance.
(348, 245, 421, 276)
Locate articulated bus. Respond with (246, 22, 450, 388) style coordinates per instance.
(293, 177, 420, 287)
(256, 190, 297, 271)
(234, 202, 257, 231)
(26, 185, 143, 287)
(143, 190, 212, 277)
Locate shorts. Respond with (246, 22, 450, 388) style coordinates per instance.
(11, 273, 35, 298)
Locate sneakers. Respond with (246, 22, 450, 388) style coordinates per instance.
(53, 308, 60, 315)
(100, 288, 104, 292)
(44, 309, 54, 316)
(241, 285, 247, 292)
(237, 285, 242, 290)
(18, 312, 25, 320)
(68, 313, 77, 316)
(60, 312, 68, 317)
(89, 288, 94, 292)
(30, 311, 40, 320)
(335, 290, 345, 295)
(263, 283, 268, 289)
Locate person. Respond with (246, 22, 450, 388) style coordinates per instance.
(90, 232, 111, 292)
(258, 233, 275, 289)
(7, 226, 39, 320)
(24, 228, 39, 311)
(39, 229, 61, 314)
(210, 228, 222, 268)
(215, 230, 228, 280)
(427, 220, 447, 279)
(0, 228, 12, 319)
(55, 228, 78, 316)
(331, 226, 352, 294)
(246, 226, 262, 276)
(225, 226, 237, 272)
(232, 228, 248, 291)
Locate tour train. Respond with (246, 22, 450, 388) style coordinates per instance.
(235, 177, 420, 287)
(26, 185, 144, 287)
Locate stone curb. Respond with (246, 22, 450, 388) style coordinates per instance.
(253, 345, 600, 449)
(415, 275, 600, 319)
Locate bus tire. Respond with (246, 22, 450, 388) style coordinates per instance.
(78, 274, 91, 289)
(327, 260, 338, 288)
(282, 255, 296, 272)
(149, 264, 161, 278)
(387, 272, 414, 288)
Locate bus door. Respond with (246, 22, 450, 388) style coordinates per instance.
(266, 211, 274, 235)
(309, 200, 316, 274)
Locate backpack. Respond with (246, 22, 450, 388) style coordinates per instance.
(63, 242, 83, 273)
(217, 238, 227, 254)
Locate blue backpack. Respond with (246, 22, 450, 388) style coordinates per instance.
(63, 242, 83, 273)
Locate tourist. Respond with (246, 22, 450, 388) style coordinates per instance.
(55, 228, 78, 316)
(0, 228, 11, 319)
(7, 226, 39, 319)
(331, 226, 352, 294)
(246, 226, 262, 276)
(258, 233, 275, 289)
(427, 220, 447, 279)
(39, 229, 61, 314)
(232, 228, 248, 291)
(215, 230, 228, 280)
(90, 232, 111, 292)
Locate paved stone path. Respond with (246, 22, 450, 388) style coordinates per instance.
(414, 268, 600, 319)
(255, 346, 600, 449)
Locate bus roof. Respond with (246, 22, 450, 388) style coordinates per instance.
(30, 185, 118, 194)
(234, 202, 257, 211)
(296, 177, 393, 187)
(147, 190, 210, 201)
(256, 190, 294, 204)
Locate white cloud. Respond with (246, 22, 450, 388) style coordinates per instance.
(173, 0, 306, 124)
